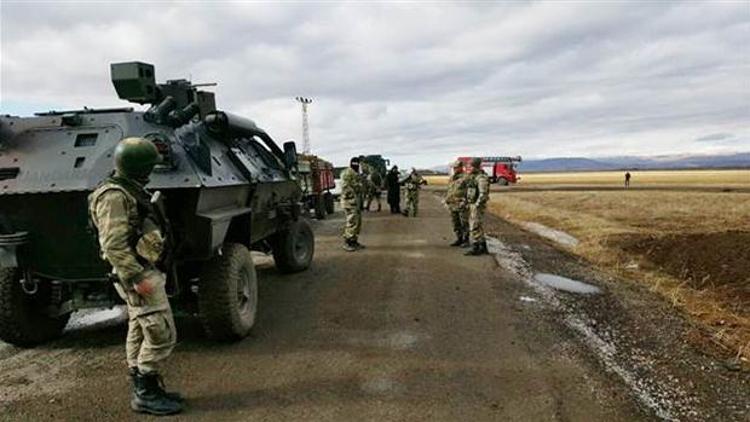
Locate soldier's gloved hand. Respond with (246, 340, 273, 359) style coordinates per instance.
(134, 277, 155, 297)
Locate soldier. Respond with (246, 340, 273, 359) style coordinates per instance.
(464, 157, 490, 256)
(359, 163, 374, 211)
(88, 137, 183, 415)
(401, 168, 427, 217)
(340, 157, 365, 251)
(445, 160, 470, 247)
(366, 166, 383, 212)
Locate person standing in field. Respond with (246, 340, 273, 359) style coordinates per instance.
(624, 171, 631, 188)
(445, 160, 470, 247)
(385, 166, 401, 214)
(401, 168, 427, 217)
(465, 157, 490, 256)
(340, 157, 366, 251)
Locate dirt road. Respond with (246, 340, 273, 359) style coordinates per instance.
(0, 193, 747, 421)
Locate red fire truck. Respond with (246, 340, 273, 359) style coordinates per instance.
(456, 156, 522, 185)
(297, 154, 336, 219)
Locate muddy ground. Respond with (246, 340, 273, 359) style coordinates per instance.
(0, 193, 747, 421)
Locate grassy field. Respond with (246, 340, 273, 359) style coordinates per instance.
(424, 169, 750, 188)
(487, 189, 750, 361)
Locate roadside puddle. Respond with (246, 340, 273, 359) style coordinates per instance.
(533, 273, 601, 294)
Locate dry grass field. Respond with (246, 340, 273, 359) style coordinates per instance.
(424, 169, 750, 188)
(518, 169, 750, 187)
(487, 189, 750, 360)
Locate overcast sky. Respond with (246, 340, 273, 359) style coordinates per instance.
(1, 1, 748, 168)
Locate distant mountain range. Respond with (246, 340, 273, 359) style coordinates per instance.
(429, 152, 750, 173)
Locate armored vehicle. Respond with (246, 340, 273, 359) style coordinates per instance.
(0, 62, 314, 345)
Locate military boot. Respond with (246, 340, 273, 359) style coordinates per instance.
(353, 240, 366, 250)
(464, 243, 482, 256)
(480, 241, 489, 254)
(460, 235, 471, 248)
(131, 371, 183, 416)
(130, 368, 183, 403)
(343, 239, 357, 252)
(449, 235, 463, 247)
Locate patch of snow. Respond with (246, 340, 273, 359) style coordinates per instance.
(534, 273, 601, 294)
(65, 307, 126, 332)
(521, 222, 579, 248)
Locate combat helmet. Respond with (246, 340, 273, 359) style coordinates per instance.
(114, 137, 162, 180)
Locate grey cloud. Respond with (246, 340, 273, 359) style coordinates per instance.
(1, 1, 748, 167)
(695, 133, 732, 142)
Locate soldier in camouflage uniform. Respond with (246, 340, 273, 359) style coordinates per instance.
(445, 160, 469, 247)
(89, 137, 183, 415)
(340, 157, 365, 251)
(359, 163, 374, 211)
(366, 166, 383, 212)
(401, 168, 427, 217)
(464, 157, 490, 256)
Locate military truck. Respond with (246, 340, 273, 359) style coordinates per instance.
(0, 61, 314, 345)
(359, 154, 390, 181)
(296, 154, 336, 219)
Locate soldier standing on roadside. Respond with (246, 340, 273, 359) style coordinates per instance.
(464, 157, 490, 256)
(88, 137, 183, 416)
(445, 160, 470, 247)
(401, 168, 427, 217)
(366, 166, 383, 212)
(340, 157, 366, 251)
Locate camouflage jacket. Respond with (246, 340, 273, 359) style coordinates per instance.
(445, 172, 469, 208)
(340, 167, 363, 209)
(88, 176, 165, 288)
(465, 170, 490, 207)
(368, 171, 383, 193)
(403, 173, 426, 192)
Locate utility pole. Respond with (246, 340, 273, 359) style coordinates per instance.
(295, 97, 313, 154)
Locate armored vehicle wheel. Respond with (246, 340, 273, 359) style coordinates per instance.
(198, 244, 258, 341)
(314, 194, 327, 220)
(0, 268, 70, 346)
(497, 178, 509, 186)
(272, 219, 315, 273)
(324, 192, 335, 214)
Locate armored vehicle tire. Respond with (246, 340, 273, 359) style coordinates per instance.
(324, 192, 335, 214)
(497, 178, 509, 186)
(198, 244, 258, 341)
(272, 219, 315, 274)
(0, 268, 71, 346)
(314, 194, 327, 220)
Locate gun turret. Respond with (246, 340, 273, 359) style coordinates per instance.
(110, 61, 217, 126)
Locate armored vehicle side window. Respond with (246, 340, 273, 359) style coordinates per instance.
(245, 138, 283, 171)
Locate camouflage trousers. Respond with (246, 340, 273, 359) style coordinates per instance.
(114, 270, 176, 375)
(405, 191, 419, 217)
(449, 206, 469, 238)
(342, 206, 362, 241)
(468, 204, 486, 243)
(366, 190, 381, 211)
